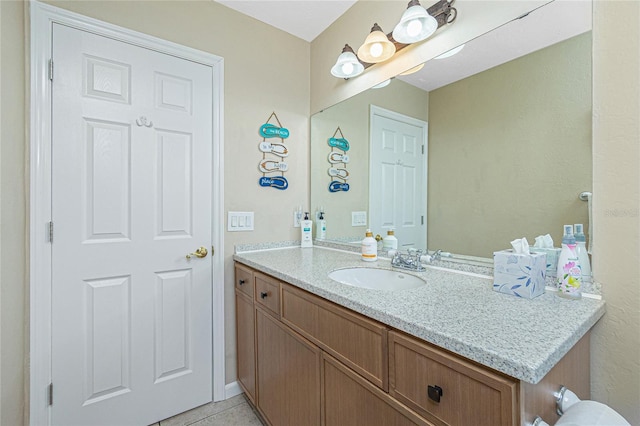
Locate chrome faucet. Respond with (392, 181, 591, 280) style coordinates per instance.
(431, 249, 443, 261)
(391, 249, 426, 272)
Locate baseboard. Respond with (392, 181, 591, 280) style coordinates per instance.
(225, 381, 244, 399)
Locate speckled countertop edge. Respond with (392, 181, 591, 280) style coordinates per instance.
(233, 245, 606, 384)
(237, 240, 601, 295)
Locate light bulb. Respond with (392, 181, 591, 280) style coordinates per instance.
(370, 42, 383, 58)
(406, 19, 423, 37)
(341, 62, 354, 75)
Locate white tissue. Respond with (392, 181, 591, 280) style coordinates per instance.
(510, 237, 530, 254)
(533, 234, 554, 249)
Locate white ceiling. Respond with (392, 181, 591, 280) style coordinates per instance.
(214, 0, 357, 42)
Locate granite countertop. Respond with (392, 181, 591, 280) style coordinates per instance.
(233, 246, 605, 384)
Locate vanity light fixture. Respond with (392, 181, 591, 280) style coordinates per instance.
(392, 0, 438, 44)
(357, 23, 396, 64)
(330, 0, 457, 79)
(331, 44, 365, 78)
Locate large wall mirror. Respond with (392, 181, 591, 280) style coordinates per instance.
(311, 1, 592, 258)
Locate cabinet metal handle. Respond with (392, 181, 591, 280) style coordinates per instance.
(428, 385, 443, 403)
(260, 292, 268, 299)
(239, 279, 246, 285)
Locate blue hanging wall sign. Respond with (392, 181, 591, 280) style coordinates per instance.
(328, 137, 350, 151)
(329, 181, 350, 192)
(258, 111, 291, 190)
(327, 126, 351, 192)
(260, 123, 290, 139)
(259, 176, 289, 190)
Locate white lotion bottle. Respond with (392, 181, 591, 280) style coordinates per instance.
(574, 223, 591, 283)
(361, 229, 377, 262)
(382, 229, 398, 250)
(557, 224, 582, 299)
(301, 212, 313, 248)
(317, 211, 327, 240)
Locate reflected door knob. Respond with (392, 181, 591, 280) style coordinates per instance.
(186, 246, 208, 259)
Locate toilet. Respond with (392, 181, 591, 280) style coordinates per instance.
(533, 387, 631, 426)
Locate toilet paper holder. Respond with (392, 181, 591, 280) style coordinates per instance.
(531, 386, 581, 425)
(532, 385, 631, 426)
(555, 385, 580, 415)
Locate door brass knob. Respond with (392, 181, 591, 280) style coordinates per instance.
(186, 246, 208, 259)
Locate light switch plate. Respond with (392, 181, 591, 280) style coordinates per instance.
(352, 211, 367, 227)
(228, 212, 254, 231)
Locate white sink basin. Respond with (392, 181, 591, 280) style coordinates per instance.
(328, 267, 426, 291)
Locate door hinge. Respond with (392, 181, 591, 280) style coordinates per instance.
(48, 383, 53, 406)
(48, 59, 54, 81)
(422, 145, 425, 155)
(48, 221, 54, 243)
(421, 216, 424, 225)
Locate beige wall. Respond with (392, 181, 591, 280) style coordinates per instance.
(591, 1, 640, 423)
(0, 1, 27, 425)
(428, 32, 592, 257)
(0, 0, 309, 422)
(310, 79, 429, 239)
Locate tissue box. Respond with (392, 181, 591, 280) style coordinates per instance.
(493, 250, 546, 299)
(529, 247, 561, 277)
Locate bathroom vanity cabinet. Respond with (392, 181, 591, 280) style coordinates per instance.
(235, 261, 592, 426)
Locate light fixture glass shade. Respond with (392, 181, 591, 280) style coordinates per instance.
(435, 43, 465, 59)
(399, 63, 425, 76)
(357, 23, 396, 64)
(392, 0, 438, 44)
(372, 79, 391, 89)
(331, 44, 364, 78)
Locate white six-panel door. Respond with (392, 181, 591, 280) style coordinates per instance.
(51, 23, 213, 425)
(369, 106, 427, 249)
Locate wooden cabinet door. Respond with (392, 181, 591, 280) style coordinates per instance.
(323, 353, 432, 426)
(281, 283, 389, 390)
(235, 290, 256, 403)
(256, 307, 321, 426)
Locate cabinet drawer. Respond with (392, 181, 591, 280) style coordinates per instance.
(389, 331, 518, 426)
(255, 272, 280, 316)
(281, 283, 388, 390)
(235, 264, 254, 297)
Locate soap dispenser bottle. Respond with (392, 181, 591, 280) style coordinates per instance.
(301, 212, 313, 248)
(317, 210, 327, 240)
(557, 224, 582, 299)
(361, 229, 378, 262)
(382, 228, 398, 250)
(573, 224, 591, 283)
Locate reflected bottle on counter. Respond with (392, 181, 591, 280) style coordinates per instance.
(573, 223, 591, 283)
(557, 225, 582, 299)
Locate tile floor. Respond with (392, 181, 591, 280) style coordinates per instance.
(153, 394, 264, 426)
